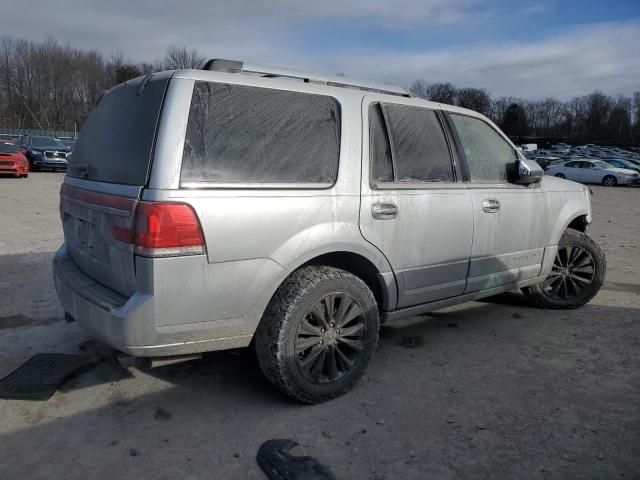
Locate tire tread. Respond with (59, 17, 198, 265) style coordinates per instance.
(254, 266, 378, 403)
(523, 228, 606, 309)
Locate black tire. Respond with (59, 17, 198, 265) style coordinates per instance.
(254, 266, 379, 403)
(555, 173, 566, 179)
(20, 174, 28, 178)
(523, 229, 606, 309)
(602, 175, 617, 187)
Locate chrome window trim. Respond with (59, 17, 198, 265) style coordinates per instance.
(180, 181, 335, 190)
(370, 181, 467, 190)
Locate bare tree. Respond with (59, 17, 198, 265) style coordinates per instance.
(455, 87, 490, 115)
(0, 33, 638, 147)
(154, 45, 205, 71)
(409, 80, 430, 99)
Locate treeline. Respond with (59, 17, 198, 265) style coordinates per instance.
(410, 80, 640, 145)
(0, 36, 204, 132)
(1, 35, 639, 145)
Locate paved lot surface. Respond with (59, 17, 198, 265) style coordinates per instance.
(0, 172, 639, 480)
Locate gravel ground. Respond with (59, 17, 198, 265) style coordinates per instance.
(0, 172, 639, 480)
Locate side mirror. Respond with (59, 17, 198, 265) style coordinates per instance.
(514, 158, 543, 184)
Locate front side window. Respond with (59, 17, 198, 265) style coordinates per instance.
(181, 82, 341, 185)
(369, 103, 453, 184)
(450, 114, 516, 183)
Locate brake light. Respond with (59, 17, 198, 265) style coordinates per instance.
(133, 202, 205, 257)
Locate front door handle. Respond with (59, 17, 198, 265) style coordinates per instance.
(372, 202, 397, 220)
(482, 198, 501, 213)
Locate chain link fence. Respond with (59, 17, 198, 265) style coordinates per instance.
(0, 127, 77, 140)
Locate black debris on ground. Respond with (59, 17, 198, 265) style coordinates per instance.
(0, 353, 97, 401)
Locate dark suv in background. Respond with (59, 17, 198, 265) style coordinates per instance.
(19, 135, 70, 171)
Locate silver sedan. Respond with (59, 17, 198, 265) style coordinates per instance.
(546, 159, 640, 186)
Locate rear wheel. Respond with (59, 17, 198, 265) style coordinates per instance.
(555, 173, 566, 179)
(20, 174, 28, 178)
(254, 266, 379, 403)
(523, 229, 605, 309)
(602, 175, 617, 187)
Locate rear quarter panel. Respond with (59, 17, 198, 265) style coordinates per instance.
(143, 78, 393, 333)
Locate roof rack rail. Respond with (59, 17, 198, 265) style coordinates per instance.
(202, 58, 411, 98)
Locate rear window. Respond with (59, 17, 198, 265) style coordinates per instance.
(181, 82, 341, 185)
(68, 75, 169, 185)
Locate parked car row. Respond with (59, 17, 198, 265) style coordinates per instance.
(523, 144, 640, 187)
(0, 134, 75, 177)
(546, 159, 640, 187)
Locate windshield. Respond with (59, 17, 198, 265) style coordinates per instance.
(31, 137, 66, 149)
(0, 143, 20, 153)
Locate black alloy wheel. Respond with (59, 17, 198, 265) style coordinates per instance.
(294, 292, 366, 384)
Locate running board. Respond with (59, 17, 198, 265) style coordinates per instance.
(382, 276, 545, 321)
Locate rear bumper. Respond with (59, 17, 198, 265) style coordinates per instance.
(52, 244, 254, 357)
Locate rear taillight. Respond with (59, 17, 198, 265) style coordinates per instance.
(132, 202, 205, 257)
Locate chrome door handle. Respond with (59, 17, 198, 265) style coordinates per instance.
(482, 199, 500, 213)
(372, 202, 397, 220)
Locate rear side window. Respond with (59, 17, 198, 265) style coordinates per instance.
(450, 114, 516, 183)
(369, 103, 453, 184)
(69, 75, 169, 185)
(181, 82, 341, 185)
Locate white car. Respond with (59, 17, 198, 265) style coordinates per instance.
(546, 159, 640, 186)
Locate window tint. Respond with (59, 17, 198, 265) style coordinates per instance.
(450, 114, 516, 182)
(181, 82, 340, 185)
(370, 103, 453, 183)
(69, 75, 169, 185)
(369, 104, 393, 182)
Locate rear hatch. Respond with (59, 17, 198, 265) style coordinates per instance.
(61, 74, 169, 296)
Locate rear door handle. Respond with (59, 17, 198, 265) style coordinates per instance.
(372, 202, 397, 220)
(482, 199, 501, 213)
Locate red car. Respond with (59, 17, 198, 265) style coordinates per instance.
(0, 141, 29, 178)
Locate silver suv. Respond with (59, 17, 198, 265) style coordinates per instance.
(54, 60, 605, 403)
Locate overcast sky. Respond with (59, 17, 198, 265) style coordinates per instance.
(3, 0, 639, 98)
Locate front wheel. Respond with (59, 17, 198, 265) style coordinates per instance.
(555, 173, 566, 179)
(602, 175, 617, 187)
(254, 266, 379, 403)
(523, 229, 605, 309)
